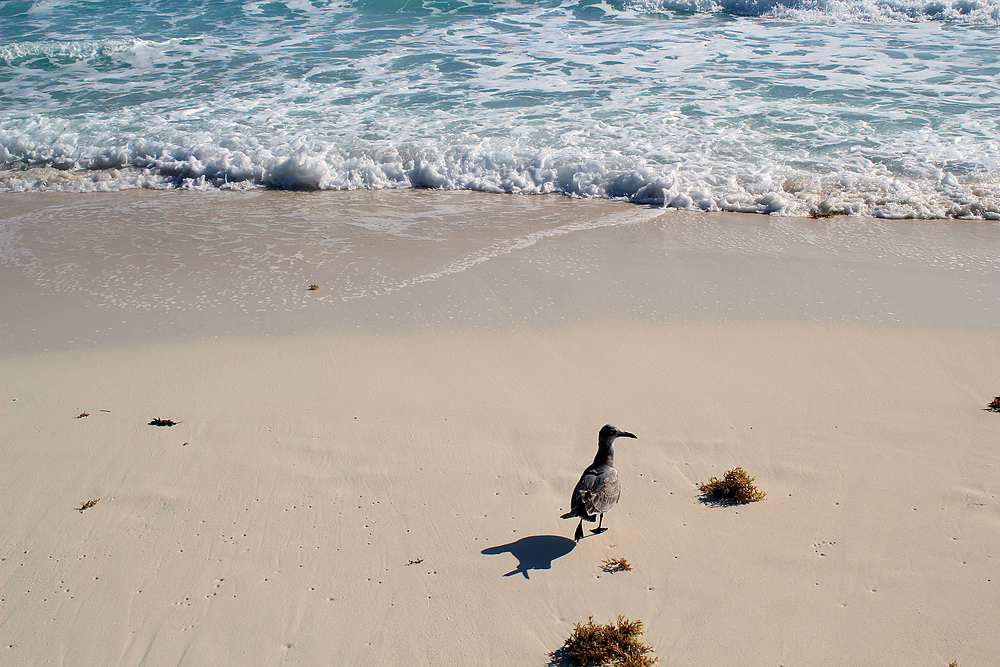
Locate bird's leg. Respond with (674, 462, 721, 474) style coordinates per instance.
(592, 513, 607, 535)
(574, 519, 584, 542)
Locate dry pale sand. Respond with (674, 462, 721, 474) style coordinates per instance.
(2, 190, 999, 666)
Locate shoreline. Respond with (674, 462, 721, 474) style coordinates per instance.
(2, 189, 999, 665)
(3, 189, 998, 354)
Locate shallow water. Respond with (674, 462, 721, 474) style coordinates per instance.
(2, 0, 999, 218)
(3, 190, 998, 355)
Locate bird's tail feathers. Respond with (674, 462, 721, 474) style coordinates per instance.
(560, 511, 575, 519)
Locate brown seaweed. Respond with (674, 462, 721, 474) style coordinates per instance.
(557, 616, 657, 667)
(78, 498, 101, 512)
(699, 466, 766, 504)
(601, 557, 632, 573)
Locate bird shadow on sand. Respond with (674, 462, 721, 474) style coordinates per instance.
(481, 535, 576, 579)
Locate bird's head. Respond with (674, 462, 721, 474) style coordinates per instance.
(600, 424, 637, 443)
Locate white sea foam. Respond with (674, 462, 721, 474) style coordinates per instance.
(0, 38, 140, 61)
(625, 0, 1000, 22)
(1, 0, 998, 218)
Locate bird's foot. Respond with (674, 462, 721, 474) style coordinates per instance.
(574, 522, 584, 542)
(591, 527, 608, 535)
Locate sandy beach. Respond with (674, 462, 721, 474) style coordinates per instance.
(2, 190, 999, 666)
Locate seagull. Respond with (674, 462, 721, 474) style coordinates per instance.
(561, 424, 637, 542)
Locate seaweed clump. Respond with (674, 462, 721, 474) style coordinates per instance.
(558, 616, 657, 667)
(987, 396, 1000, 413)
(699, 466, 766, 504)
(149, 418, 180, 426)
(78, 498, 101, 512)
(601, 557, 632, 573)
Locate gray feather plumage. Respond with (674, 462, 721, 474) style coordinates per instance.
(564, 462, 620, 520)
(561, 425, 636, 532)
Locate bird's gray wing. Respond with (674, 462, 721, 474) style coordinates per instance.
(570, 466, 619, 516)
(585, 467, 620, 514)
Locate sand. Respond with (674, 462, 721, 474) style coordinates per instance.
(2, 189, 999, 666)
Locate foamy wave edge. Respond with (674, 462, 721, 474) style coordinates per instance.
(3, 145, 999, 220)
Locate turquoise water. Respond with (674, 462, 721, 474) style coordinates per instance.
(2, 0, 999, 218)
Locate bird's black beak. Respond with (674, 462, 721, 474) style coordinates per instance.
(621, 431, 637, 439)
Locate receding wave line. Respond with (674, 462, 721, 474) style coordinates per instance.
(3, 146, 998, 220)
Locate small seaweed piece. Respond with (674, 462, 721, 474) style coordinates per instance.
(406, 558, 424, 566)
(78, 498, 101, 512)
(77, 412, 90, 418)
(558, 616, 657, 667)
(149, 418, 180, 426)
(987, 396, 1000, 413)
(810, 210, 836, 218)
(601, 557, 632, 573)
(699, 466, 766, 504)
(308, 284, 320, 291)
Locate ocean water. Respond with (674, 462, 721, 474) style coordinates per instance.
(2, 0, 999, 218)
